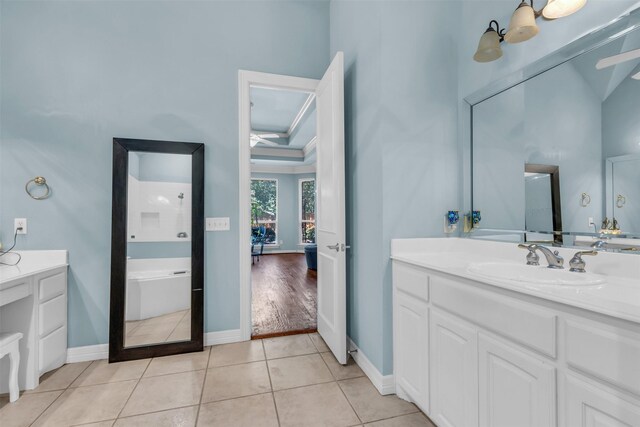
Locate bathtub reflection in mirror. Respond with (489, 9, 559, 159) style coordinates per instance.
(124, 151, 193, 348)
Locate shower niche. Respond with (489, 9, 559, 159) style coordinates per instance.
(127, 151, 192, 242)
(110, 138, 204, 362)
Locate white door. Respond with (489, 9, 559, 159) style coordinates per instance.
(316, 52, 347, 364)
(430, 308, 479, 427)
(479, 333, 555, 427)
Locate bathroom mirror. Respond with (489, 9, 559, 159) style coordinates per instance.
(468, 7, 640, 247)
(110, 138, 204, 362)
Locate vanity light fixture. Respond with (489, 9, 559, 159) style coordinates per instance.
(473, 20, 505, 63)
(542, 0, 587, 19)
(474, 0, 587, 62)
(504, 1, 539, 44)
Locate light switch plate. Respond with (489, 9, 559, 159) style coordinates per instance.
(206, 217, 230, 231)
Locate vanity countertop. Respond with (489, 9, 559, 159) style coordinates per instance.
(391, 238, 640, 324)
(0, 250, 68, 287)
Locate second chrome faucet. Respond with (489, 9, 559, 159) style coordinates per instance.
(518, 244, 598, 272)
(518, 244, 564, 269)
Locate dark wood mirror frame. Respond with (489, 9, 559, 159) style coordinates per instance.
(525, 163, 563, 245)
(109, 137, 204, 363)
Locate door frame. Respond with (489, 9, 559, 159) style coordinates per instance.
(238, 70, 320, 341)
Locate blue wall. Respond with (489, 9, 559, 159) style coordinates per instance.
(331, 0, 460, 375)
(251, 172, 315, 252)
(127, 242, 191, 259)
(0, 0, 329, 347)
(137, 152, 192, 184)
(473, 62, 603, 233)
(603, 64, 640, 158)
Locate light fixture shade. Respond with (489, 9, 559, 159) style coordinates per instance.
(473, 28, 503, 63)
(542, 0, 587, 19)
(505, 1, 540, 44)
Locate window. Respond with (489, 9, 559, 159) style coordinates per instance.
(251, 179, 277, 245)
(299, 179, 316, 244)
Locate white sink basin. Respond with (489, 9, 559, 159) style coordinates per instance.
(467, 262, 607, 286)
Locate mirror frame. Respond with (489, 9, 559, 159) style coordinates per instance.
(524, 164, 563, 245)
(109, 137, 204, 363)
(464, 6, 640, 241)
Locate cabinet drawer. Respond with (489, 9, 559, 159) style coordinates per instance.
(39, 326, 66, 374)
(38, 270, 66, 302)
(0, 279, 32, 306)
(393, 262, 429, 301)
(431, 274, 557, 357)
(565, 319, 640, 396)
(39, 294, 66, 337)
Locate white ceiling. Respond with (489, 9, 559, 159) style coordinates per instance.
(573, 29, 640, 101)
(250, 86, 317, 163)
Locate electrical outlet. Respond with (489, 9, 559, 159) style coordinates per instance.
(14, 218, 27, 235)
(588, 217, 595, 227)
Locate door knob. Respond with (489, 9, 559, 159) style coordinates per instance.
(327, 243, 340, 252)
(341, 244, 351, 251)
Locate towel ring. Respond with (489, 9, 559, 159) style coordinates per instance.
(580, 192, 591, 207)
(616, 194, 626, 209)
(25, 176, 51, 200)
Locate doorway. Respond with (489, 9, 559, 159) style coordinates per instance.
(238, 53, 349, 364)
(249, 93, 319, 338)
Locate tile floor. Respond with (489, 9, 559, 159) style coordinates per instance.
(0, 333, 436, 427)
(124, 309, 191, 347)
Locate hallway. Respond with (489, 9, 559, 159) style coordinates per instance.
(251, 254, 317, 338)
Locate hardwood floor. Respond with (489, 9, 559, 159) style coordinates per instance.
(251, 253, 317, 339)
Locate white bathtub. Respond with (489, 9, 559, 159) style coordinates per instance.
(125, 258, 191, 321)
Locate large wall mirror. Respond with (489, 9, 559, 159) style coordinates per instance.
(110, 138, 204, 362)
(468, 7, 640, 250)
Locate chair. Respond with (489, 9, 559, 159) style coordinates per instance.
(251, 240, 264, 264)
(0, 332, 23, 402)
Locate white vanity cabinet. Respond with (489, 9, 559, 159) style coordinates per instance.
(36, 267, 68, 374)
(392, 258, 640, 427)
(478, 333, 555, 427)
(393, 263, 430, 412)
(0, 251, 68, 392)
(429, 308, 478, 427)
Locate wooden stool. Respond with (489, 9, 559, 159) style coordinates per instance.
(0, 332, 23, 402)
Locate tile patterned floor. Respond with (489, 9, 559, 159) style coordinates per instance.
(124, 309, 191, 347)
(0, 333, 436, 427)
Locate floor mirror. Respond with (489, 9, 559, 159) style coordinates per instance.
(109, 138, 204, 362)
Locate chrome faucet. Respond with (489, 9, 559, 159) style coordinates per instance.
(518, 244, 564, 269)
(591, 240, 607, 249)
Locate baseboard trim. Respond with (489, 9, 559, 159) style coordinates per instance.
(348, 337, 395, 395)
(261, 250, 305, 254)
(66, 344, 109, 363)
(65, 329, 243, 363)
(204, 329, 243, 346)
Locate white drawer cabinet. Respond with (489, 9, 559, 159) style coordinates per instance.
(430, 308, 478, 427)
(393, 262, 430, 413)
(563, 373, 640, 427)
(35, 268, 68, 375)
(392, 259, 640, 427)
(0, 264, 67, 392)
(478, 333, 555, 427)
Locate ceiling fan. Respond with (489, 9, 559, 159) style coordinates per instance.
(250, 132, 281, 148)
(596, 47, 640, 80)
